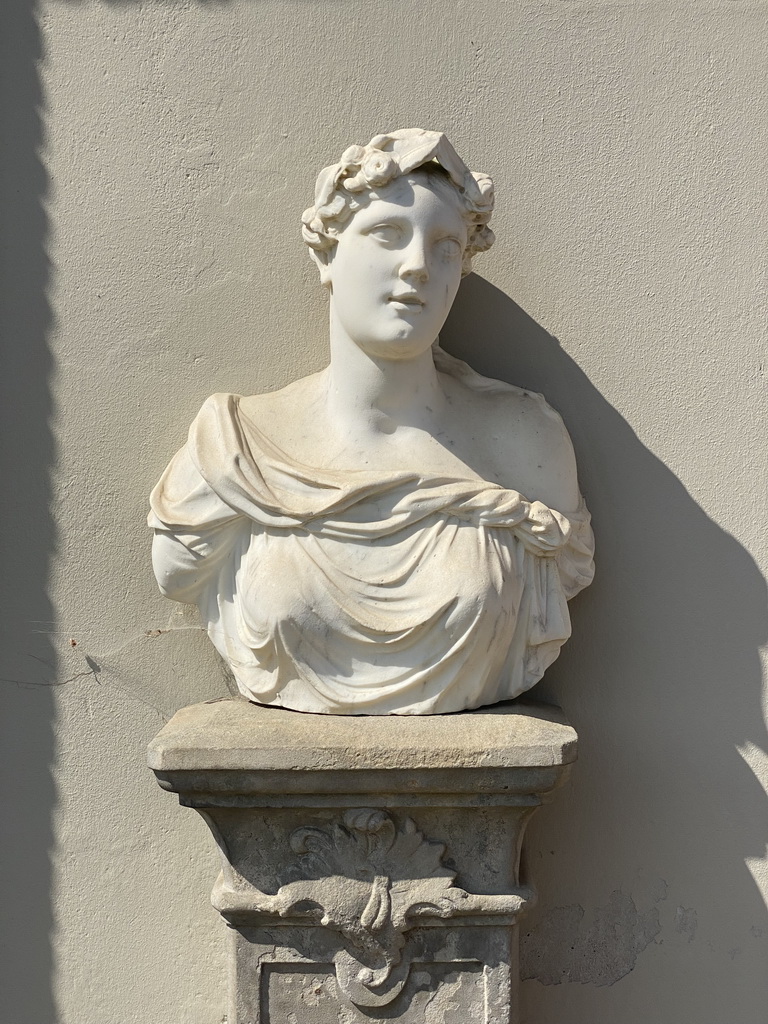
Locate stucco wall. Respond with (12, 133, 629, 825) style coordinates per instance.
(1, 1, 766, 1022)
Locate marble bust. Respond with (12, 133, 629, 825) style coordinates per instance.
(149, 129, 595, 715)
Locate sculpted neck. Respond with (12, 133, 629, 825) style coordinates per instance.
(324, 311, 445, 436)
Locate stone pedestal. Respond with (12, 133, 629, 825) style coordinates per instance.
(148, 698, 576, 1024)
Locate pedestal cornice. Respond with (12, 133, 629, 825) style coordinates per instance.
(149, 698, 576, 1022)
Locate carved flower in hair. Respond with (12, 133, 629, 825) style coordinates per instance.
(340, 145, 366, 167)
(341, 170, 367, 192)
(362, 150, 398, 188)
(468, 172, 495, 216)
(317, 193, 346, 221)
(337, 145, 366, 185)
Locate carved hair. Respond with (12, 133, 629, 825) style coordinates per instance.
(301, 129, 495, 277)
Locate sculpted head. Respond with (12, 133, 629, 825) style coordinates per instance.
(301, 129, 495, 279)
(302, 130, 495, 358)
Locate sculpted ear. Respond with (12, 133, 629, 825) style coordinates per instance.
(309, 248, 333, 289)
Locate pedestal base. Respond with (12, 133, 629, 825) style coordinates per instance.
(149, 698, 576, 1024)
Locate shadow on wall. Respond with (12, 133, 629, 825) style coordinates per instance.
(0, 2, 57, 1023)
(442, 275, 768, 1001)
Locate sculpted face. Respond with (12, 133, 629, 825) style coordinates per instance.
(323, 173, 468, 359)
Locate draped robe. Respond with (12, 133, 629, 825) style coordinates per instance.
(149, 349, 594, 715)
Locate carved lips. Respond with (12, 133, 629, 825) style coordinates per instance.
(387, 292, 424, 312)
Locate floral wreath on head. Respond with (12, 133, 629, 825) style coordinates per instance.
(301, 128, 495, 277)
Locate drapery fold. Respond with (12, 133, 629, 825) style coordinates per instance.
(150, 351, 594, 714)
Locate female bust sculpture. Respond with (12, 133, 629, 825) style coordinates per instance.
(149, 129, 594, 715)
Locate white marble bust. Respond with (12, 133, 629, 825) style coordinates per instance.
(149, 129, 594, 715)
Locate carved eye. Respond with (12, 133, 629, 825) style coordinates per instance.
(368, 224, 401, 246)
(437, 237, 462, 259)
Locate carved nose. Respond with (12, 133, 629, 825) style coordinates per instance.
(399, 248, 429, 282)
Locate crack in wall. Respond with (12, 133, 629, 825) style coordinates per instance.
(3, 612, 237, 718)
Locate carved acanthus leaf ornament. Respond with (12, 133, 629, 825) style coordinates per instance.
(217, 808, 531, 1007)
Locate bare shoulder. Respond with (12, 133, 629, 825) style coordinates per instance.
(499, 387, 574, 460)
(238, 372, 325, 438)
(239, 371, 324, 416)
(495, 387, 580, 513)
(445, 375, 580, 513)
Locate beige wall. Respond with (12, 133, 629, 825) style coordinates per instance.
(1, 1, 766, 1021)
